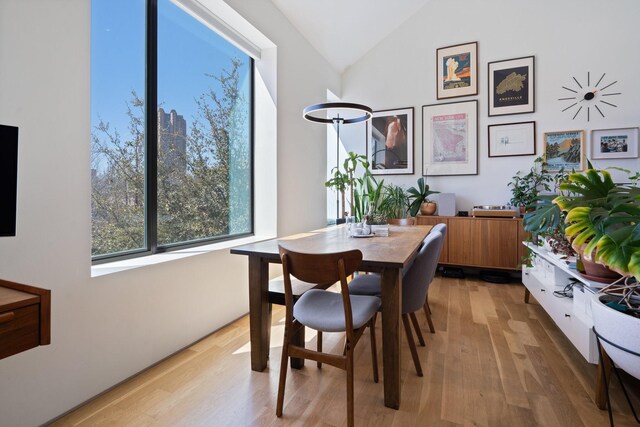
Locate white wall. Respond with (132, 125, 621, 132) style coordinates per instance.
(0, 0, 339, 425)
(343, 0, 640, 211)
(224, 0, 342, 236)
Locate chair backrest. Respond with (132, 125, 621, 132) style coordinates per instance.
(278, 244, 363, 332)
(402, 231, 443, 314)
(278, 245, 362, 284)
(431, 223, 447, 240)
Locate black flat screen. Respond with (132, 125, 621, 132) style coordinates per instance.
(0, 124, 18, 236)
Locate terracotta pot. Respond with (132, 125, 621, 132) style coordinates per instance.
(580, 258, 622, 283)
(420, 202, 437, 216)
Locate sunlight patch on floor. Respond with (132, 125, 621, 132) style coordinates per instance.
(232, 317, 318, 355)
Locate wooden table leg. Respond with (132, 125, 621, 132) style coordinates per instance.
(290, 326, 305, 369)
(524, 288, 531, 304)
(249, 255, 270, 371)
(595, 345, 613, 410)
(380, 267, 401, 409)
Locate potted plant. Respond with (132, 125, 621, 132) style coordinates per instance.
(407, 177, 439, 217)
(520, 166, 573, 251)
(525, 164, 640, 382)
(557, 168, 639, 278)
(325, 168, 349, 219)
(324, 152, 369, 220)
(523, 194, 576, 257)
(352, 171, 389, 235)
(353, 170, 385, 223)
(365, 208, 390, 236)
(379, 184, 410, 220)
(508, 156, 553, 215)
(526, 166, 638, 280)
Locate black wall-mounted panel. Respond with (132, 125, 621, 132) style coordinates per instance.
(0, 124, 18, 236)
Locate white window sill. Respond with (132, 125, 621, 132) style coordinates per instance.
(91, 234, 276, 278)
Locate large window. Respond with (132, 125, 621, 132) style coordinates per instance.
(91, 0, 253, 260)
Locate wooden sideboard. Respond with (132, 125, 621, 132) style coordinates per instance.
(0, 279, 51, 359)
(415, 215, 528, 270)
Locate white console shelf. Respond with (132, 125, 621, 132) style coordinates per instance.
(522, 242, 602, 363)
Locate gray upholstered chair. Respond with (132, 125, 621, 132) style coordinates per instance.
(422, 223, 447, 331)
(348, 230, 444, 376)
(431, 222, 447, 239)
(276, 245, 381, 427)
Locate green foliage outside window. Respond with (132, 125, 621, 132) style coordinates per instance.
(91, 60, 250, 257)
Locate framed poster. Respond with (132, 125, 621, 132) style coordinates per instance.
(422, 100, 478, 176)
(544, 130, 585, 172)
(488, 121, 536, 157)
(436, 41, 478, 99)
(367, 107, 414, 175)
(488, 56, 535, 116)
(591, 127, 639, 159)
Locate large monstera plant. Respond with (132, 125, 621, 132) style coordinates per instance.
(524, 166, 640, 280)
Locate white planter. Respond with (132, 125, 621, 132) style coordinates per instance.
(591, 293, 640, 380)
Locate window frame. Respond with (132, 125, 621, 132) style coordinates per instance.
(91, 0, 255, 264)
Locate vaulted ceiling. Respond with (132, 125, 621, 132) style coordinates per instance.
(270, 0, 432, 73)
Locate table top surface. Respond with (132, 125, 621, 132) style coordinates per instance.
(0, 286, 40, 312)
(231, 224, 432, 269)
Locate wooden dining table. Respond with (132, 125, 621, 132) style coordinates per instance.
(230, 224, 432, 409)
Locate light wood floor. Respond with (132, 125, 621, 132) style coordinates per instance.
(51, 276, 640, 426)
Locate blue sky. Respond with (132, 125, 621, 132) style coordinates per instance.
(91, 0, 249, 141)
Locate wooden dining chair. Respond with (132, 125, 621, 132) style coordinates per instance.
(276, 245, 381, 427)
(267, 275, 328, 368)
(348, 231, 444, 376)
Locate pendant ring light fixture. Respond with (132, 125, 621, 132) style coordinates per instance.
(303, 102, 372, 221)
(303, 102, 373, 124)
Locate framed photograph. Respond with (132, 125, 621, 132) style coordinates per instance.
(436, 41, 478, 99)
(422, 100, 478, 176)
(591, 127, 639, 159)
(367, 107, 414, 175)
(488, 121, 536, 157)
(544, 130, 585, 172)
(488, 56, 535, 116)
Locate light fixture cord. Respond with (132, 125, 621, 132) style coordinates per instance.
(334, 115, 342, 220)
